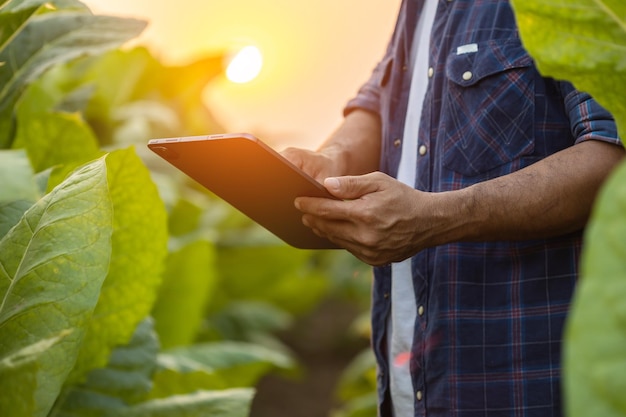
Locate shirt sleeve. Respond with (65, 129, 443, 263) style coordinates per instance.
(342, 57, 387, 118)
(561, 82, 622, 147)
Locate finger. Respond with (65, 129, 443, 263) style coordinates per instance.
(296, 196, 356, 221)
(323, 173, 385, 200)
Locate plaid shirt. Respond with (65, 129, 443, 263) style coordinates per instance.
(344, 1, 621, 416)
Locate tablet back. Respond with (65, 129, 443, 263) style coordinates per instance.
(148, 134, 338, 249)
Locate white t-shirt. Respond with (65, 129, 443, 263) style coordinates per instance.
(388, 0, 438, 415)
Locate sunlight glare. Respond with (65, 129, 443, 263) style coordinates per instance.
(226, 45, 263, 84)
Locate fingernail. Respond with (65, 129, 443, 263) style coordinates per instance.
(325, 177, 340, 191)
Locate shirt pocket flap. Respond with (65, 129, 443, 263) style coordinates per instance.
(446, 39, 534, 87)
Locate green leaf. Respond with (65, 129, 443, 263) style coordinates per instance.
(14, 110, 102, 173)
(55, 320, 255, 417)
(69, 148, 168, 384)
(164, 341, 295, 388)
(1, 0, 88, 13)
(564, 160, 626, 417)
(0, 329, 73, 417)
(80, 318, 159, 404)
(167, 198, 205, 236)
(54, 317, 160, 416)
(0, 156, 113, 417)
(213, 245, 329, 316)
(152, 240, 217, 349)
(11, 64, 102, 190)
(0, 10, 146, 147)
(64, 48, 162, 145)
(0, 5, 40, 52)
(510, 0, 626, 133)
(149, 354, 227, 399)
(0, 199, 33, 238)
(206, 301, 292, 343)
(0, 149, 38, 202)
(335, 349, 377, 402)
(63, 46, 225, 145)
(117, 389, 255, 417)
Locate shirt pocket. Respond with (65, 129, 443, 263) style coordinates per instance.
(442, 39, 536, 177)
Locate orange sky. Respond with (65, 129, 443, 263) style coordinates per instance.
(83, 0, 401, 149)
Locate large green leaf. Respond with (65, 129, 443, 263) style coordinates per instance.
(0, 9, 146, 147)
(510, 0, 626, 133)
(152, 239, 217, 349)
(563, 161, 626, 417)
(0, 156, 113, 417)
(69, 148, 168, 383)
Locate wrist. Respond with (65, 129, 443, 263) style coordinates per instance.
(317, 109, 381, 176)
(427, 187, 484, 246)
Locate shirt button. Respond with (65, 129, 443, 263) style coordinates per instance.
(462, 71, 473, 81)
(428, 67, 434, 78)
(393, 138, 402, 148)
(418, 305, 425, 316)
(418, 145, 427, 156)
(416, 390, 423, 401)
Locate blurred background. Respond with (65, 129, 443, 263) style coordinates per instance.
(83, 0, 401, 150)
(77, 0, 400, 417)
(1, 1, 399, 416)
(76, 1, 401, 416)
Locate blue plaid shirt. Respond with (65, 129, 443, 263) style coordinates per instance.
(344, 1, 621, 416)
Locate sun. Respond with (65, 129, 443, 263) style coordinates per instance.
(226, 45, 263, 84)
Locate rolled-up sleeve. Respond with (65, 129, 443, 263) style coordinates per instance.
(562, 83, 622, 147)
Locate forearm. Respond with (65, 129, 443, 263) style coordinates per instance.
(436, 140, 625, 245)
(318, 109, 382, 176)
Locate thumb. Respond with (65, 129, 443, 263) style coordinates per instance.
(323, 174, 382, 200)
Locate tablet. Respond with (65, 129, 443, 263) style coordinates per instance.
(148, 133, 339, 249)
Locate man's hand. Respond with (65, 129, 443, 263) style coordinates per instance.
(294, 172, 448, 266)
(280, 147, 341, 183)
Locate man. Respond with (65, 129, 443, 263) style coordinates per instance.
(283, 0, 623, 416)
